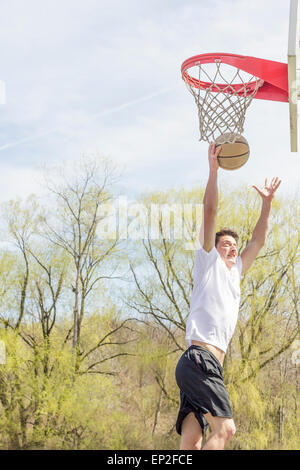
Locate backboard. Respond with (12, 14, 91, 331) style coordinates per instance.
(288, 0, 300, 152)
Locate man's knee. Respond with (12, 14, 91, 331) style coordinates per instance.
(222, 422, 236, 442)
(193, 440, 203, 450)
(210, 420, 236, 443)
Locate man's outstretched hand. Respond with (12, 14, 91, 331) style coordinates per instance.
(252, 177, 282, 202)
(208, 142, 221, 173)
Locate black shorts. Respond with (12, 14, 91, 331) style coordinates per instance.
(175, 345, 233, 436)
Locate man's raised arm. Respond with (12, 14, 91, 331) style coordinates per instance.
(202, 143, 221, 252)
(240, 177, 282, 275)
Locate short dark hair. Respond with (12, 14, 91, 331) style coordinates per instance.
(215, 229, 239, 247)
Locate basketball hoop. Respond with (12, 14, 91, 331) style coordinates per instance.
(181, 53, 289, 144)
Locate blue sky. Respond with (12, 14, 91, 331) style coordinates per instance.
(0, 0, 299, 202)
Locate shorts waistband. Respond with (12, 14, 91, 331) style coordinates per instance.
(188, 344, 223, 370)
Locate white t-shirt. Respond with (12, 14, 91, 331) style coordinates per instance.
(186, 243, 242, 353)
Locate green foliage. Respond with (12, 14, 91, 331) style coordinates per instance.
(0, 326, 139, 450)
(0, 176, 299, 450)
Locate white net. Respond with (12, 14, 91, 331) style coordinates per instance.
(183, 59, 264, 143)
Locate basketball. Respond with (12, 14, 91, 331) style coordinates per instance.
(215, 133, 250, 170)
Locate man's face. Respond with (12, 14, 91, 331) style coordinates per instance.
(216, 235, 238, 268)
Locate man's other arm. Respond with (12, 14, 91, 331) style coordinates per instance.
(240, 177, 281, 275)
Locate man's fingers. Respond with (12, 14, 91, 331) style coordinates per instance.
(215, 145, 222, 156)
(263, 176, 282, 190)
(268, 177, 281, 192)
(209, 142, 221, 161)
(209, 142, 215, 155)
(254, 178, 282, 197)
(273, 178, 282, 191)
(252, 185, 261, 194)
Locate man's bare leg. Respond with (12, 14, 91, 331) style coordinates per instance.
(202, 414, 236, 450)
(180, 412, 203, 450)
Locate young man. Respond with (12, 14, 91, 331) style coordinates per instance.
(175, 142, 281, 450)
